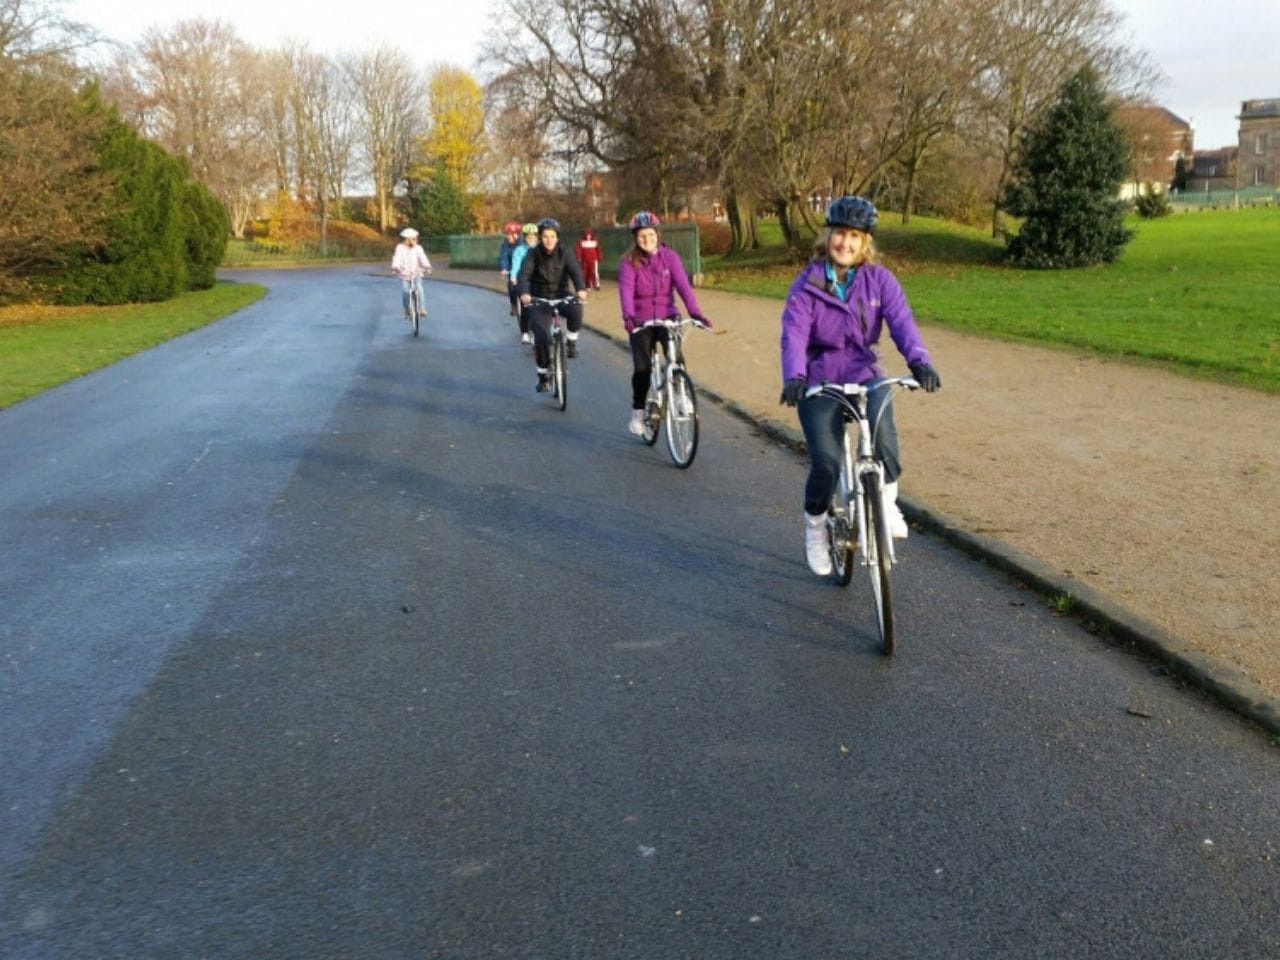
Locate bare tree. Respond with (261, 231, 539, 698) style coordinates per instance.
(125, 19, 273, 237)
(0, 0, 99, 62)
(288, 46, 355, 249)
(482, 69, 550, 217)
(344, 45, 420, 231)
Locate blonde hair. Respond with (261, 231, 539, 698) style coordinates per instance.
(813, 227, 878, 266)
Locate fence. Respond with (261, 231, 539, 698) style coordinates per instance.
(1168, 185, 1280, 210)
(447, 222, 702, 281)
(222, 237, 390, 266)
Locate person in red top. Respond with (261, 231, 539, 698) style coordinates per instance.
(575, 228, 603, 291)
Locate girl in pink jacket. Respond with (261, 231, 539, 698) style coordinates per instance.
(617, 212, 711, 436)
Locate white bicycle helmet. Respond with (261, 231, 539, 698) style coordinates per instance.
(400, 227, 419, 239)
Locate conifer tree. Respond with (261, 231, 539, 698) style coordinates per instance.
(1002, 65, 1132, 268)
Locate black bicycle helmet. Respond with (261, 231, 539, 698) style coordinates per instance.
(825, 195, 877, 234)
(536, 217, 561, 233)
(628, 211, 660, 232)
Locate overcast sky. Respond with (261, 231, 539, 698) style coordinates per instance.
(68, 0, 1280, 150)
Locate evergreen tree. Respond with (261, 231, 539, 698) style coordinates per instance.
(182, 176, 230, 290)
(55, 93, 188, 304)
(409, 168, 474, 239)
(1002, 65, 1132, 269)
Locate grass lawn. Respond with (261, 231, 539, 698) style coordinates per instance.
(0, 281, 266, 409)
(704, 208, 1280, 393)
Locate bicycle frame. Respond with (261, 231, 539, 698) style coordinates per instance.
(638, 317, 701, 391)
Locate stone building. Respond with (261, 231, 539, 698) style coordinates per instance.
(1237, 98, 1280, 186)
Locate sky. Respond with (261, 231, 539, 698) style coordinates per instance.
(67, 0, 1280, 151)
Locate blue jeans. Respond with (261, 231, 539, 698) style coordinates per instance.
(401, 277, 425, 315)
(797, 377, 901, 516)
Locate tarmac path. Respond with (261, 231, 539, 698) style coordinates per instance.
(2, 264, 1278, 957)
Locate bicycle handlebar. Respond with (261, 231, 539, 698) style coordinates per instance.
(636, 316, 709, 330)
(804, 377, 919, 399)
(529, 296, 583, 307)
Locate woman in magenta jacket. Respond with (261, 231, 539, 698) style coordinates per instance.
(779, 195, 941, 576)
(617, 211, 711, 436)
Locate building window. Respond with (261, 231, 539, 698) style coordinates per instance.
(1256, 134, 1268, 155)
(1256, 166, 1265, 185)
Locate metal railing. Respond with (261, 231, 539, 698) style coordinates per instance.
(1168, 185, 1280, 209)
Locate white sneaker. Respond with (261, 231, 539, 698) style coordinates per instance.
(520, 332, 532, 345)
(883, 481, 909, 539)
(628, 410, 646, 436)
(804, 512, 832, 576)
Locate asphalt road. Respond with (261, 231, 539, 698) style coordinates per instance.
(2, 264, 1278, 959)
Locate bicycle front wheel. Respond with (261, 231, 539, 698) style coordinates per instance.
(553, 333, 568, 411)
(642, 350, 662, 445)
(663, 370, 699, 468)
(829, 497, 855, 589)
(411, 288, 420, 337)
(862, 473, 895, 654)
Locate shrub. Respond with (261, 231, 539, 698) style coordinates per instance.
(54, 111, 188, 304)
(698, 218, 732, 257)
(183, 178, 230, 289)
(1133, 182, 1172, 219)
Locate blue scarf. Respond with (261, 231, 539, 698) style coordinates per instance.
(825, 261, 857, 301)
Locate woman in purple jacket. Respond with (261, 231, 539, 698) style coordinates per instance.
(779, 195, 941, 576)
(617, 211, 711, 435)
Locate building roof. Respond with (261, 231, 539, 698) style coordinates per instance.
(1116, 103, 1192, 130)
(1239, 98, 1280, 119)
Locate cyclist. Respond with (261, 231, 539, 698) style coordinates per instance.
(617, 211, 710, 436)
(391, 227, 432, 322)
(509, 223, 539, 344)
(778, 195, 941, 576)
(576, 228, 603, 290)
(517, 217, 589, 392)
(498, 221, 522, 317)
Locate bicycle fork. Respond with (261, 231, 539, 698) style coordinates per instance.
(850, 419, 897, 568)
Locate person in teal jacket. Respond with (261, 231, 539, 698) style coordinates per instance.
(508, 223, 539, 344)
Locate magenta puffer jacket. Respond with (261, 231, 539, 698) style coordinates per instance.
(617, 244, 704, 333)
(780, 260, 930, 385)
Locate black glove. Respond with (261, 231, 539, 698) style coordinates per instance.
(780, 377, 808, 407)
(909, 362, 941, 393)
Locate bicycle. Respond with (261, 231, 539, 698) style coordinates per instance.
(637, 317, 707, 468)
(807, 377, 919, 655)
(529, 296, 580, 412)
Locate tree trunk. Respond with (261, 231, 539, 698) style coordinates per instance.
(726, 187, 757, 253)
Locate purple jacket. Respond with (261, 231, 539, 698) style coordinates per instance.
(780, 260, 930, 385)
(617, 244, 703, 332)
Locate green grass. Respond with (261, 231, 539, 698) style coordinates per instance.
(704, 208, 1280, 393)
(222, 237, 391, 267)
(0, 281, 266, 409)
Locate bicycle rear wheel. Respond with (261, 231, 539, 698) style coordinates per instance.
(862, 473, 895, 654)
(552, 332, 567, 411)
(663, 369, 698, 468)
(411, 288, 420, 337)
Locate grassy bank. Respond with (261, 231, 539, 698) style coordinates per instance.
(0, 281, 266, 409)
(704, 208, 1280, 393)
